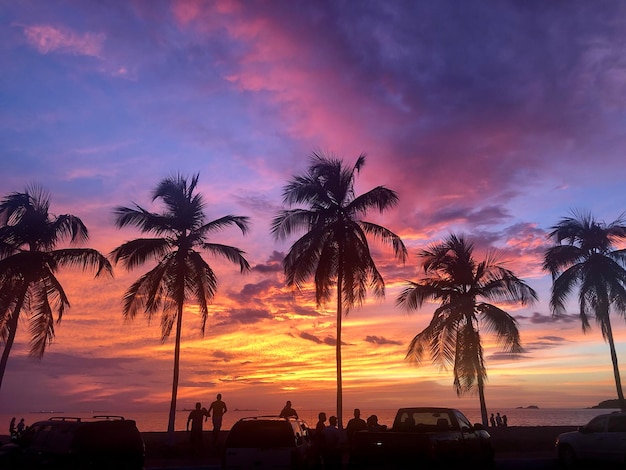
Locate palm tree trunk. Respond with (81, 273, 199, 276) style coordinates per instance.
(474, 326, 488, 427)
(0, 288, 27, 392)
(167, 302, 184, 445)
(604, 321, 626, 410)
(336, 270, 343, 430)
(477, 372, 488, 427)
(0, 304, 22, 391)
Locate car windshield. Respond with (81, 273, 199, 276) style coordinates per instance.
(228, 421, 295, 448)
(394, 411, 453, 430)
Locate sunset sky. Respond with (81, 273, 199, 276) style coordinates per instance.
(2, 0, 626, 417)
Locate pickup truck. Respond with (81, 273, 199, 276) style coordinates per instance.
(351, 407, 494, 468)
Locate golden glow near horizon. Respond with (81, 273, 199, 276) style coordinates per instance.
(5, 258, 623, 413)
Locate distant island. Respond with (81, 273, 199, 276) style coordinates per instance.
(515, 405, 539, 409)
(591, 399, 623, 409)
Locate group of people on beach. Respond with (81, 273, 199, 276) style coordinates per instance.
(490, 412, 508, 427)
(8, 417, 26, 440)
(311, 407, 387, 469)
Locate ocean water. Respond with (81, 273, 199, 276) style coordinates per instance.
(0, 407, 619, 433)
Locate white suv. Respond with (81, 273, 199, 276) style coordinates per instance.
(556, 411, 626, 468)
(223, 415, 314, 469)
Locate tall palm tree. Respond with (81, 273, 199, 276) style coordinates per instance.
(543, 210, 626, 411)
(0, 185, 112, 391)
(397, 234, 537, 426)
(110, 173, 250, 440)
(271, 153, 407, 427)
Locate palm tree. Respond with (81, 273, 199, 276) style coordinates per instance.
(271, 153, 407, 427)
(397, 234, 537, 426)
(110, 173, 250, 441)
(0, 185, 112, 391)
(543, 210, 626, 411)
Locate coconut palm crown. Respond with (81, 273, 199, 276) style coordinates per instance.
(543, 210, 626, 410)
(0, 185, 112, 391)
(397, 234, 537, 426)
(110, 173, 251, 440)
(271, 153, 407, 427)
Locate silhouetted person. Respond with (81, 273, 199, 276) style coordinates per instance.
(279, 400, 298, 419)
(490, 413, 496, 427)
(502, 414, 508, 427)
(9, 417, 16, 438)
(496, 412, 503, 427)
(322, 415, 341, 469)
(208, 393, 227, 446)
(346, 408, 367, 461)
(187, 402, 208, 453)
(313, 412, 327, 468)
(16, 418, 25, 436)
(366, 414, 386, 431)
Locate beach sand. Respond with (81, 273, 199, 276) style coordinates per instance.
(1, 425, 578, 468)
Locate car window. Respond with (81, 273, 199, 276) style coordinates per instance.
(586, 415, 608, 433)
(454, 411, 471, 430)
(608, 415, 626, 432)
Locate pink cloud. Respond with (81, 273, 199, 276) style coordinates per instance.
(23, 24, 105, 57)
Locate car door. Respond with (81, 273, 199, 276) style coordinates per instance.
(454, 410, 482, 458)
(604, 414, 626, 463)
(576, 415, 609, 461)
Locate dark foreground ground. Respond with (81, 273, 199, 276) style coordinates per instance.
(0, 426, 579, 469)
(140, 425, 578, 469)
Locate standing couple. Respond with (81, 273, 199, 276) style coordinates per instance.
(187, 393, 228, 452)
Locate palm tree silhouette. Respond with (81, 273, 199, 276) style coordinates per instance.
(110, 173, 250, 441)
(397, 234, 537, 426)
(543, 210, 626, 411)
(271, 153, 407, 427)
(0, 185, 112, 391)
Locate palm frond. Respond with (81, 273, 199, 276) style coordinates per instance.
(201, 243, 251, 273)
(113, 206, 175, 235)
(51, 249, 113, 277)
(271, 209, 315, 241)
(200, 215, 250, 236)
(110, 238, 171, 270)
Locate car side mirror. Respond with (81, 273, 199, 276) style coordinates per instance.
(472, 423, 484, 431)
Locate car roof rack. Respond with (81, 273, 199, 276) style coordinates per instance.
(48, 417, 82, 422)
(92, 415, 125, 421)
(239, 415, 299, 421)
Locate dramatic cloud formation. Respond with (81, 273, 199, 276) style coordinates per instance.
(2, 1, 626, 422)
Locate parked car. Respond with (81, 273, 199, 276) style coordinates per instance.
(556, 411, 626, 469)
(0, 415, 145, 469)
(351, 407, 494, 468)
(223, 415, 314, 469)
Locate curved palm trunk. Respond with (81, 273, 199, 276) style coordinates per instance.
(604, 320, 626, 410)
(0, 303, 23, 391)
(167, 302, 184, 445)
(0, 287, 28, 391)
(473, 327, 488, 427)
(336, 270, 343, 430)
(477, 373, 488, 427)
